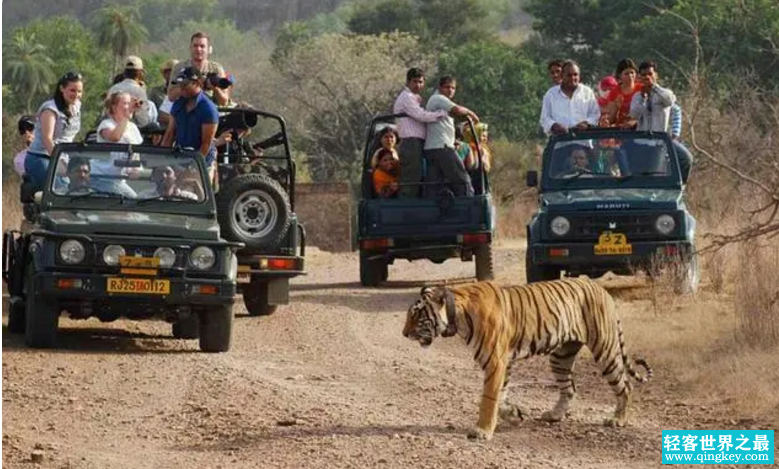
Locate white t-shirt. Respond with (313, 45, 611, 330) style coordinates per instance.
(93, 118, 143, 176)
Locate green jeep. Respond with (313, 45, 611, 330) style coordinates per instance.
(2, 143, 241, 352)
(525, 129, 699, 292)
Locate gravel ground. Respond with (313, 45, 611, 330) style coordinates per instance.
(2, 243, 764, 469)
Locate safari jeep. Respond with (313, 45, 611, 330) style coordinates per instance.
(213, 107, 306, 315)
(356, 114, 495, 286)
(525, 129, 699, 292)
(2, 143, 241, 352)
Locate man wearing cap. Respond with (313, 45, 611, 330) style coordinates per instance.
(149, 58, 179, 110)
(162, 66, 220, 185)
(107, 55, 158, 127)
(12, 115, 35, 176)
(168, 31, 229, 106)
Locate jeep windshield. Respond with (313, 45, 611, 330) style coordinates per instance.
(542, 131, 682, 191)
(47, 145, 207, 205)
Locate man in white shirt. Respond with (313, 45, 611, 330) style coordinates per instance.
(392, 68, 448, 197)
(539, 61, 600, 136)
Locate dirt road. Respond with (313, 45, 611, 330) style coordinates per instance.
(0, 244, 749, 469)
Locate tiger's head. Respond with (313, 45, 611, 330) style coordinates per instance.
(402, 286, 457, 347)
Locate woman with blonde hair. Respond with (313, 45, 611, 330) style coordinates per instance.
(91, 91, 144, 196)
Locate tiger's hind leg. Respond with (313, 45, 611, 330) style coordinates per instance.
(593, 340, 632, 427)
(541, 341, 583, 423)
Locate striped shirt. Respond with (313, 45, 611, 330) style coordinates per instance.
(670, 103, 682, 138)
(393, 87, 447, 140)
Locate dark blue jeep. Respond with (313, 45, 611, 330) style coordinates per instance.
(525, 129, 698, 292)
(356, 114, 496, 286)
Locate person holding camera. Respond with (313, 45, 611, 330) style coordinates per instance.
(106, 55, 158, 127)
(162, 67, 220, 186)
(168, 32, 230, 106)
(13, 115, 35, 176)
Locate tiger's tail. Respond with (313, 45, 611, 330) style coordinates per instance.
(608, 291, 653, 384)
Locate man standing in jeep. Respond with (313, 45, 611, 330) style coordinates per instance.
(393, 68, 449, 197)
(539, 60, 600, 136)
(168, 32, 229, 106)
(161, 67, 219, 184)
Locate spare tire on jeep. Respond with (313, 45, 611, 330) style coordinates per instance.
(217, 173, 291, 251)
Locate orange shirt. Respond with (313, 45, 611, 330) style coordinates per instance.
(372, 168, 398, 197)
(604, 83, 642, 124)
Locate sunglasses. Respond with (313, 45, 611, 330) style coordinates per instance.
(60, 71, 83, 82)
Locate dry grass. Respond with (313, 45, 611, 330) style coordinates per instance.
(2, 176, 23, 233)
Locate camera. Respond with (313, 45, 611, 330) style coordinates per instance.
(206, 73, 233, 90)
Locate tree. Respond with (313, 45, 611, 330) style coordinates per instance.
(273, 32, 436, 182)
(92, 3, 148, 80)
(2, 31, 56, 113)
(347, 0, 495, 48)
(136, 0, 217, 42)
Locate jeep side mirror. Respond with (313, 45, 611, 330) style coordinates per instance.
(526, 170, 538, 187)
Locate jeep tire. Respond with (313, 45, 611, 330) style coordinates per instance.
(7, 296, 26, 334)
(198, 305, 233, 353)
(474, 243, 494, 281)
(243, 281, 278, 316)
(673, 252, 700, 295)
(525, 251, 560, 283)
(360, 251, 387, 287)
(217, 173, 291, 251)
(172, 314, 200, 339)
(24, 263, 59, 348)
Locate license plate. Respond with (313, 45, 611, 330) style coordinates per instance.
(594, 231, 633, 255)
(107, 277, 170, 294)
(119, 256, 159, 268)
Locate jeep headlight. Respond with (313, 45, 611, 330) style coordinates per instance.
(189, 246, 215, 270)
(154, 247, 176, 268)
(103, 245, 125, 266)
(655, 214, 676, 235)
(550, 216, 571, 236)
(60, 239, 86, 264)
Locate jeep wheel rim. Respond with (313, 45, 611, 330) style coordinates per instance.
(231, 190, 278, 239)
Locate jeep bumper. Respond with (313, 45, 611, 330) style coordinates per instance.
(529, 239, 694, 271)
(32, 271, 236, 305)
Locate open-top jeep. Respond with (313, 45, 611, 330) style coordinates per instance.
(525, 129, 699, 292)
(213, 107, 306, 315)
(356, 114, 495, 286)
(2, 143, 241, 351)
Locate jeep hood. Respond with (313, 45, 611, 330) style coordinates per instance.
(39, 210, 220, 240)
(541, 188, 682, 211)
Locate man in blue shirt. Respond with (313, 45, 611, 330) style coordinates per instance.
(162, 66, 219, 184)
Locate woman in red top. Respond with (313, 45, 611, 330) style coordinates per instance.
(599, 58, 641, 128)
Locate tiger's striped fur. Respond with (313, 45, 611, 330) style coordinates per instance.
(402, 278, 652, 440)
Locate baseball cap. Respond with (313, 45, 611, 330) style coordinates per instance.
(172, 66, 205, 84)
(17, 115, 35, 134)
(125, 55, 144, 70)
(599, 76, 619, 92)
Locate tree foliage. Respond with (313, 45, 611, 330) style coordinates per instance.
(438, 39, 547, 141)
(136, 0, 218, 42)
(2, 32, 57, 113)
(92, 3, 149, 78)
(273, 32, 436, 182)
(347, 0, 497, 47)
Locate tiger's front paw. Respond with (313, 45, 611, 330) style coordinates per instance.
(466, 426, 493, 441)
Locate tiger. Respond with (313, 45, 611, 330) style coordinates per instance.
(402, 278, 652, 440)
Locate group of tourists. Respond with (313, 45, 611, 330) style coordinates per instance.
(15, 31, 239, 192)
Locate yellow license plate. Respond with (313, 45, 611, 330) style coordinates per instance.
(107, 277, 170, 294)
(594, 231, 633, 255)
(119, 256, 160, 268)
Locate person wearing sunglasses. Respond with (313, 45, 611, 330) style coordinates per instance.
(24, 71, 83, 189)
